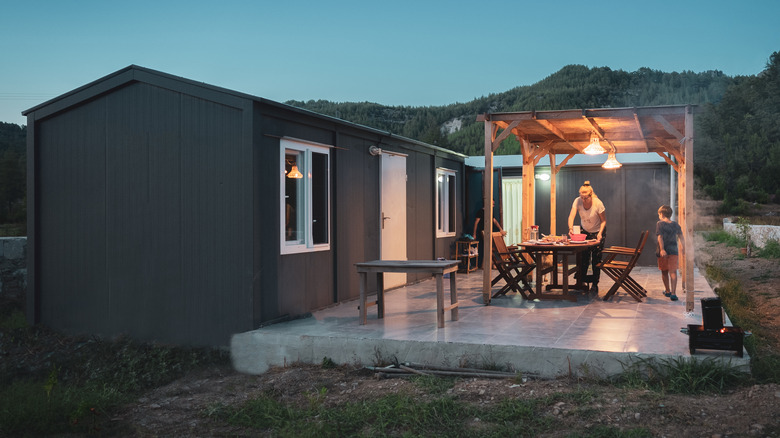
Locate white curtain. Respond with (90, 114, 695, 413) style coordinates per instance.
(502, 178, 524, 246)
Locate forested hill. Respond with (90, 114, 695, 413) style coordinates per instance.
(2, 54, 778, 217)
(286, 65, 740, 156)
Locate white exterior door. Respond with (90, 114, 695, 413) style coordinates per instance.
(380, 153, 407, 289)
(502, 177, 524, 246)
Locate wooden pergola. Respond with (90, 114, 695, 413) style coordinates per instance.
(477, 105, 696, 312)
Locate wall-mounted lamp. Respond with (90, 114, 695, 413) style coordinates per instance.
(534, 173, 550, 181)
(369, 145, 383, 156)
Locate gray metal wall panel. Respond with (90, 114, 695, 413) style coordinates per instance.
(35, 82, 253, 346)
(535, 163, 669, 266)
(333, 136, 377, 303)
(178, 93, 252, 345)
(37, 103, 109, 334)
(407, 152, 434, 283)
(104, 84, 182, 341)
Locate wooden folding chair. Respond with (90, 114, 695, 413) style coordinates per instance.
(598, 230, 649, 302)
(490, 232, 536, 299)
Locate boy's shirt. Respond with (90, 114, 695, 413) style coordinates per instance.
(656, 220, 683, 256)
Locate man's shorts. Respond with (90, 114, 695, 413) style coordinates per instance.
(657, 254, 679, 271)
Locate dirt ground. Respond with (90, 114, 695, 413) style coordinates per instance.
(108, 201, 780, 437)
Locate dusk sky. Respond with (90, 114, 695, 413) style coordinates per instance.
(1, 0, 778, 126)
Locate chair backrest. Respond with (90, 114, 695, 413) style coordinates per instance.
(492, 232, 535, 265)
(628, 230, 649, 267)
(491, 232, 511, 262)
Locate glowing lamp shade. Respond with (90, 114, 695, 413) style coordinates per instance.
(287, 164, 303, 179)
(601, 152, 622, 169)
(583, 136, 606, 155)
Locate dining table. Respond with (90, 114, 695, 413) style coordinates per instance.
(517, 239, 601, 301)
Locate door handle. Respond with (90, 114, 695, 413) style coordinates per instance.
(382, 212, 391, 229)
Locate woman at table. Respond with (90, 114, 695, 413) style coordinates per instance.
(567, 181, 606, 293)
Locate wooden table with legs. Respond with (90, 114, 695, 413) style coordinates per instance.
(517, 241, 600, 301)
(355, 260, 460, 328)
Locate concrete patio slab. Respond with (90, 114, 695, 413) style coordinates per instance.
(231, 267, 750, 379)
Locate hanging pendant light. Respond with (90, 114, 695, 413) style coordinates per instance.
(583, 134, 606, 155)
(602, 151, 622, 169)
(287, 164, 303, 179)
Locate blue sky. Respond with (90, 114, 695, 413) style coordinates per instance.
(1, 0, 778, 126)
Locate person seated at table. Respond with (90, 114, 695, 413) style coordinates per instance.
(473, 199, 506, 266)
(567, 181, 606, 293)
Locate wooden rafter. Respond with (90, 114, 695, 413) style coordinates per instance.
(492, 120, 520, 152)
(653, 115, 684, 141)
(530, 139, 554, 165)
(553, 153, 575, 174)
(655, 151, 679, 172)
(530, 117, 583, 153)
(654, 137, 685, 164)
(582, 112, 618, 153)
(633, 111, 651, 152)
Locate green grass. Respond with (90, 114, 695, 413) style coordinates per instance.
(0, 305, 230, 436)
(703, 229, 745, 248)
(205, 385, 654, 437)
(615, 355, 750, 394)
(756, 239, 780, 258)
(0, 222, 25, 236)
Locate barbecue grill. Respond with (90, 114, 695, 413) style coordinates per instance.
(681, 298, 748, 357)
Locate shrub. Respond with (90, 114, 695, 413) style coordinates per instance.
(757, 239, 780, 258)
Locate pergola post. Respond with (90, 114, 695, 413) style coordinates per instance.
(549, 154, 557, 235)
(682, 106, 695, 312)
(482, 120, 495, 303)
(521, 138, 535, 241)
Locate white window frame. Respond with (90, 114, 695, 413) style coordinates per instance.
(436, 167, 457, 238)
(280, 138, 331, 255)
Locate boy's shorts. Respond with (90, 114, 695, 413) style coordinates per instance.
(657, 254, 678, 271)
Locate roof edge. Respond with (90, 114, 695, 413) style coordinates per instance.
(22, 65, 466, 159)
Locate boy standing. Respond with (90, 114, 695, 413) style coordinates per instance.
(656, 205, 684, 301)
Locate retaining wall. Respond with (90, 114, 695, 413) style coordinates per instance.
(723, 218, 780, 248)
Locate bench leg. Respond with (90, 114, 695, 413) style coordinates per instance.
(359, 272, 367, 324)
(450, 271, 458, 321)
(435, 274, 444, 328)
(376, 273, 384, 319)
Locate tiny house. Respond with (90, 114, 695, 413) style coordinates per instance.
(23, 65, 466, 347)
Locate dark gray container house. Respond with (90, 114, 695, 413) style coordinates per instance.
(23, 65, 466, 347)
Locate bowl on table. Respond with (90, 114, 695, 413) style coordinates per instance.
(569, 233, 587, 242)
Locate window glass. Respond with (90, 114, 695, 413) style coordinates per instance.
(436, 168, 457, 237)
(311, 151, 329, 245)
(281, 139, 330, 253)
